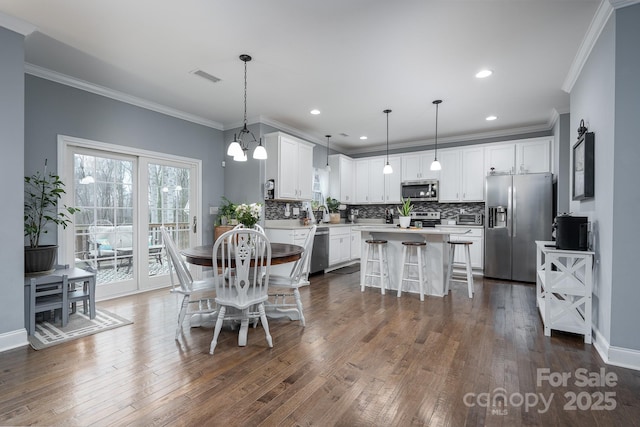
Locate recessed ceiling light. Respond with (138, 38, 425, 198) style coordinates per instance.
(486, 115, 498, 121)
(310, 109, 321, 115)
(360, 136, 368, 140)
(475, 69, 493, 79)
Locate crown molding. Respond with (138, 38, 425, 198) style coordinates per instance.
(0, 12, 36, 36)
(610, 0, 640, 8)
(255, 116, 325, 146)
(341, 123, 552, 156)
(25, 63, 224, 130)
(562, 1, 614, 93)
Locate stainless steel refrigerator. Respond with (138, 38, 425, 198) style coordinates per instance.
(485, 173, 553, 282)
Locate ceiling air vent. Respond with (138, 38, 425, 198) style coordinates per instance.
(190, 69, 222, 84)
(339, 133, 349, 137)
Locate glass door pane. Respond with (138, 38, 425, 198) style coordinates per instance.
(72, 152, 137, 296)
(146, 162, 194, 279)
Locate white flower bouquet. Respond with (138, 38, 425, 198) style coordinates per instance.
(235, 202, 262, 228)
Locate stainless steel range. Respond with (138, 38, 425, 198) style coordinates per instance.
(410, 211, 441, 227)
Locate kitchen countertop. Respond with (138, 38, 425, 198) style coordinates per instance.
(265, 220, 484, 230)
(355, 225, 473, 235)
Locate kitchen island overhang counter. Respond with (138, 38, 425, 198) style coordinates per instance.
(354, 226, 473, 297)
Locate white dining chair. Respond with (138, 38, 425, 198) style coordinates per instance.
(161, 226, 217, 339)
(266, 224, 316, 326)
(210, 228, 273, 355)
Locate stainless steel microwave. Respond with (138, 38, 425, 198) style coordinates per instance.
(401, 180, 438, 201)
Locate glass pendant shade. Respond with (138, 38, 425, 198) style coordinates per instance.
(383, 162, 393, 174)
(253, 142, 267, 160)
(227, 139, 243, 157)
(234, 151, 248, 162)
(430, 159, 442, 171)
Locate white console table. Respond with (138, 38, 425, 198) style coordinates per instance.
(535, 241, 594, 344)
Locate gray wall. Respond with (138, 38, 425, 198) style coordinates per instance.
(569, 10, 617, 348)
(610, 4, 640, 350)
(554, 113, 571, 214)
(574, 2, 640, 354)
(25, 76, 225, 245)
(0, 27, 27, 343)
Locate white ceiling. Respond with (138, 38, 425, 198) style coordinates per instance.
(1, 0, 601, 154)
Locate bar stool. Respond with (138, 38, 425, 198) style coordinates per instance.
(362, 239, 389, 294)
(397, 241, 427, 301)
(444, 240, 474, 298)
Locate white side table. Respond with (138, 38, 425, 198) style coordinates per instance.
(535, 241, 594, 344)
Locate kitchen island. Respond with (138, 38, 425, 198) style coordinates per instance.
(355, 225, 473, 297)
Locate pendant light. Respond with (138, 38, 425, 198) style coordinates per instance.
(226, 54, 267, 161)
(430, 99, 442, 171)
(382, 109, 393, 174)
(325, 135, 332, 172)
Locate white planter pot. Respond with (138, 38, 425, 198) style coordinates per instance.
(399, 216, 411, 228)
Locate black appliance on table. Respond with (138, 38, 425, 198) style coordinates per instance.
(553, 214, 589, 250)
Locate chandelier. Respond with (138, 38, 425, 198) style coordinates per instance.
(226, 54, 267, 162)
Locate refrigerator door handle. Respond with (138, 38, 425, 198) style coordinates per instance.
(512, 185, 516, 238)
(508, 184, 513, 237)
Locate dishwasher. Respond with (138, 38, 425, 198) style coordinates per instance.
(310, 226, 329, 274)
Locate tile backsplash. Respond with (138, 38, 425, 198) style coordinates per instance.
(264, 199, 484, 221)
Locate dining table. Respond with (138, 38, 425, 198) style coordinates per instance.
(181, 242, 303, 267)
(180, 242, 304, 346)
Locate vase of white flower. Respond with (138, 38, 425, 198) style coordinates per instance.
(235, 202, 262, 229)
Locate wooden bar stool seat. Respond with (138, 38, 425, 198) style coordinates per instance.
(397, 241, 428, 301)
(444, 240, 474, 298)
(362, 239, 390, 294)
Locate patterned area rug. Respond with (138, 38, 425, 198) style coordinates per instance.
(29, 308, 133, 350)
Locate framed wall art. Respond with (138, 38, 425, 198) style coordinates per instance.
(572, 120, 594, 200)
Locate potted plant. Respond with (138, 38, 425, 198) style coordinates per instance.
(397, 196, 413, 228)
(24, 160, 79, 275)
(218, 196, 236, 225)
(325, 197, 341, 224)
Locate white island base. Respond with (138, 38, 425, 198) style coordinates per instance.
(357, 226, 472, 297)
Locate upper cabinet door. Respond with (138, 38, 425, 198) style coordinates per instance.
(485, 143, 516, 175)
(265, 132, 315, 201)
(354, 159, 370, 203)
(516, 138, 551, 174)
(369, 157, 386, 203)
(297, 142, 314, 200)
(278, 136, 299, 199)
(402, 155, 422, 181)
(385, 156, 402, 203)
(461, 147, 485, 201)
(438, 149, 461, 202)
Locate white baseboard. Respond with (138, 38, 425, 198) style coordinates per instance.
(0, 328, 28, 353)
(593, 326, 640, 371)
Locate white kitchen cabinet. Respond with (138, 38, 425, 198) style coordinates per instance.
(401, 151, 439, 181)
(329, 227, 351, 265)
(354, 157, 386, 204)
(265, 132, 314, 201)
(485, 143, 516, 175)
(350, 226, 361, 259)
(384, 156, 402, 203)
(449, 228, 484, 269)
(516, 138, 552, 174)
(484, 137, 552, 176)
(328, 154, 355, 204)
(438, 147, 484, 202)
(438, 150, 461, 202)
(266, 227, 311, 275)
(461, 147, 485, 201)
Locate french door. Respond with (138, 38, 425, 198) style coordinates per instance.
(59, 136, 200, 299)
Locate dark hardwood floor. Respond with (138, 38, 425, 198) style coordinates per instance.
(1, 272, 639, 426)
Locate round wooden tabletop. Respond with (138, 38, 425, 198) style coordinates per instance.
(181, 243, 304, 267)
